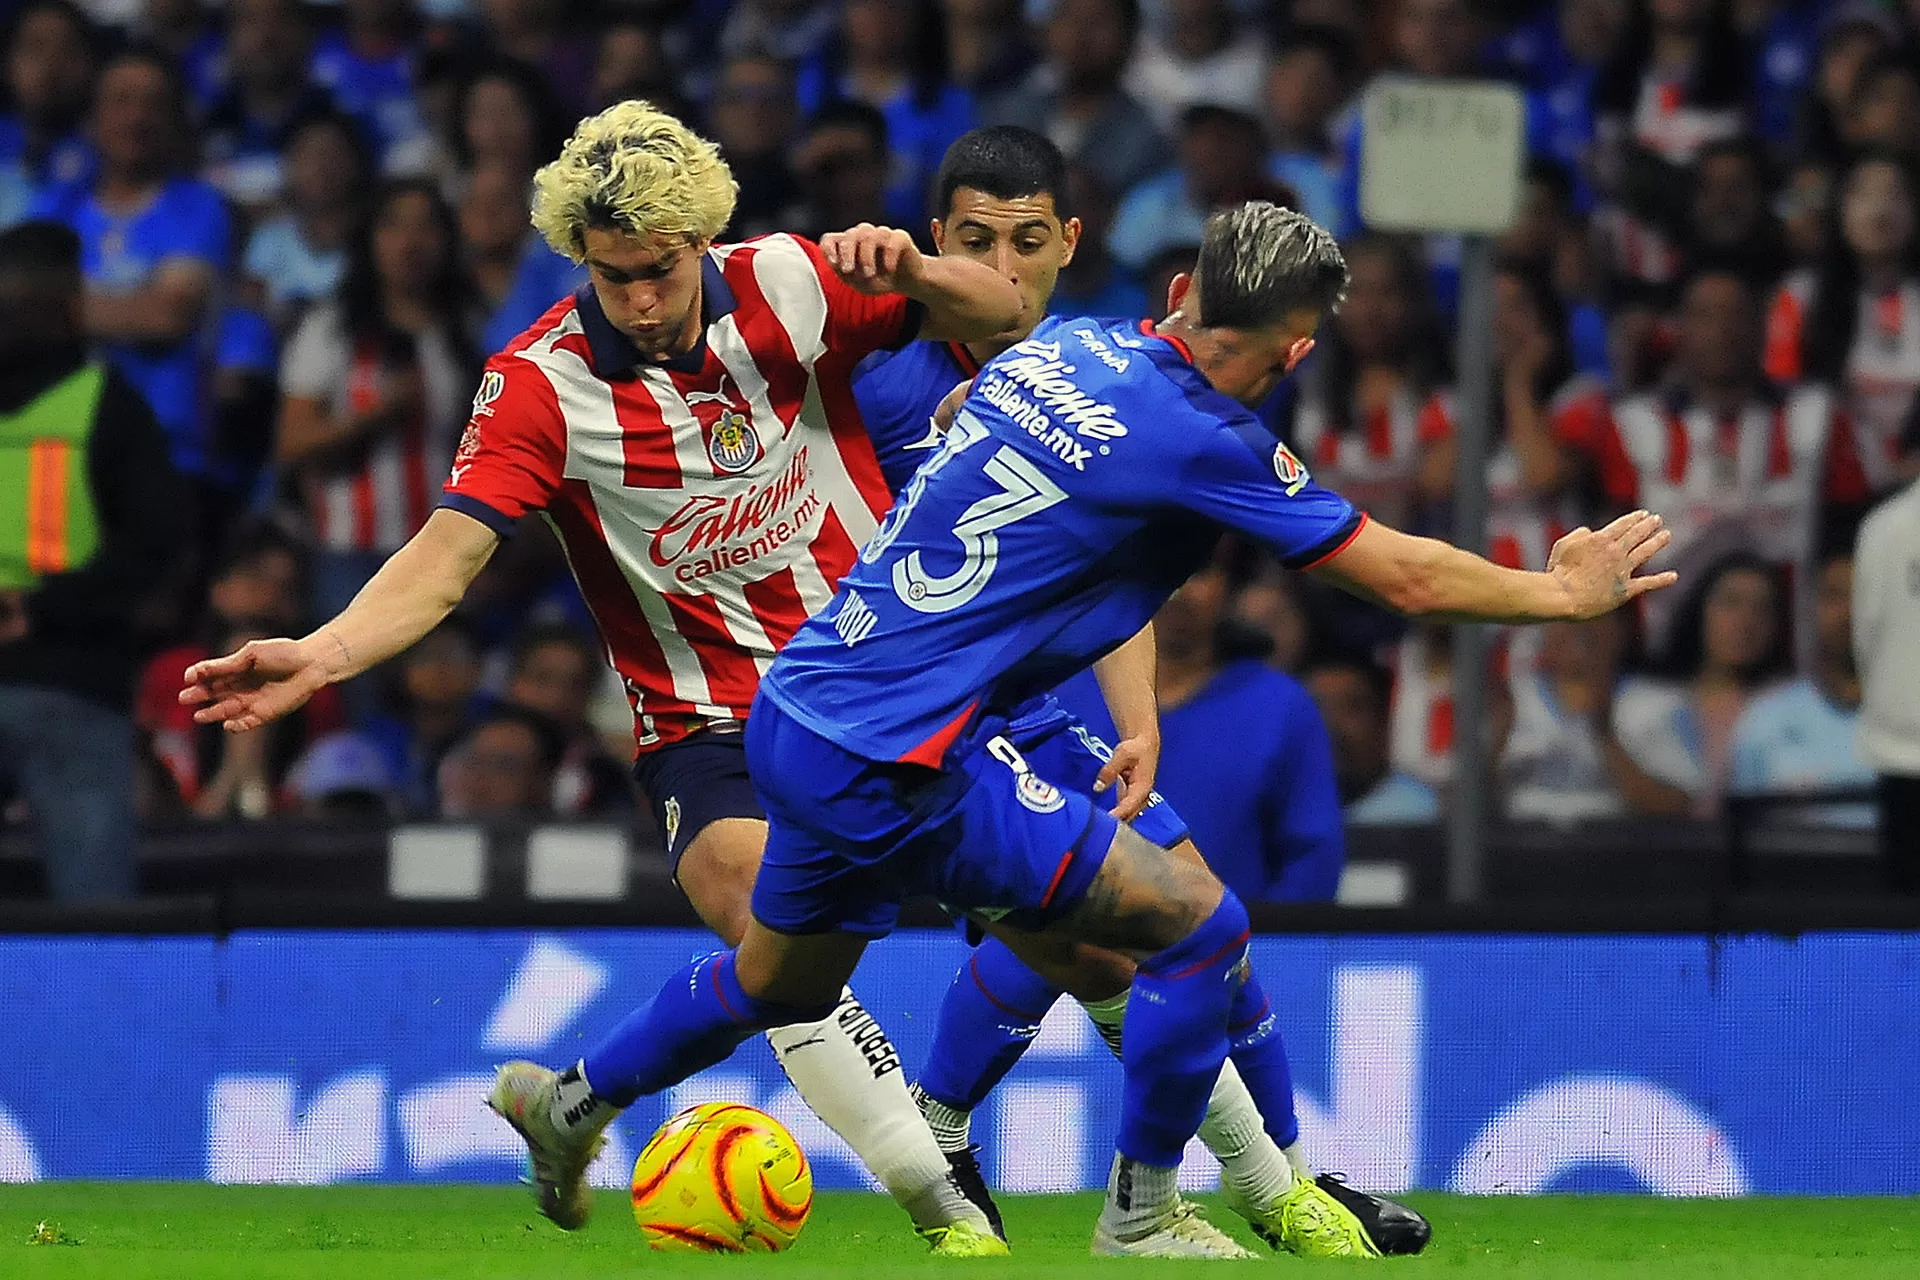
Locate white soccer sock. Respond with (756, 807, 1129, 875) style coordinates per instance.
(1098, 1152, 1180, 1239)
(1079, 991, 1294, 1207)
(906, 1082, 973, 1155)
(765, 988, 989, 1233)
(1282, 1140, 1314, 1181)
(550, 1060, 617, 1137)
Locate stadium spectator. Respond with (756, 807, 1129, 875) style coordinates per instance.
(1500, 609, 1699, 822)
(1286, 234, 1445, 537)
(199, 0, 330, 212)
(1590, 266, 1860, 649)
(1638, 551, 1797, 815)
(476, 0, 594, 118)
(308, 0, 427, 160)
(0, 219, 185, 901)
(1123, 0, 1266, 132)
(804, 0, 976, 229)
(940, 0, 1035, 96)
(719, 0, 839, 72)
(1843, 54, 1920, 167)
(1685, 136, 1786, 285)
(1766, 152, 1920, 495)
(361, 615, 483, 813)
(1142, 559, 1344, 902)
(792, 101, 894, 239)
(285, 729, 398, 819)
(435, 703, 563, 819)
(1306, 657, 1442, 827)
(33, 48, 234, 540)
(589, 20, 671, 114)
(241, 109, 370, 328)
(1853, 473, 1920, 890)
(453, 59, 568, 191)
(981, 0, 1165, 198)
(1777, 156, 1834, 268)
(137, 524, 351, 815)
(0, 0, 97, 227)
(463, 159, 586, 354)
(1794, 4, 1897, 165)
(1227, 560, 1314, 674)
(1729, 544, 1874, 810)
(1513, 0, 1626, 204)
(1108, 104, 1275, 274)
(276, 178, 478, 639)
(1496, 158, 1611, 377)
(1261, 23, 1355, 238)
(708, 55, 807, 240)
(1043, 167, 1143, 319)
(1417, 263, 1605, 582)
(498, 621, 634, 816)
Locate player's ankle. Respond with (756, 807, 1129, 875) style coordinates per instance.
(1098, 1154, 1180, 1238)
(908, 1082, 974, 1154)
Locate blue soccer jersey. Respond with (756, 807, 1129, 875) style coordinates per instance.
(761, 315, 1366, 766)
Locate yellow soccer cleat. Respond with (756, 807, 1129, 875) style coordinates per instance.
(1225, 1172, 1384, 1259)
(919, 1220, 1013, 1257)
(486, 1061, 610, 1231)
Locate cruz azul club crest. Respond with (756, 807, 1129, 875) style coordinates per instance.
(685, 373, 764, 475)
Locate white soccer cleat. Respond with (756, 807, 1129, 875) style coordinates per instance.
(1092, 1199, 1259, 1259)
(486, 1060, 611, 1230)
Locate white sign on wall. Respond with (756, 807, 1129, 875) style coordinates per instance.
(1359, 75, 1526, 234)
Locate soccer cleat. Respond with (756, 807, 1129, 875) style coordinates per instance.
(1315, 1173, 1432, 1255)
(1224, 1171, 1383, 1258)
(486, 1061, 610, 1231)
(1091, 1199, 1258, 1259)
(917, 1220, 1012, 1257)
(944, 1145, 1007, 1241)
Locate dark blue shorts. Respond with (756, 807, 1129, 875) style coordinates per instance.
(745, 696, 1118, 938)
(1010, 716, 1191, 851)
(630, 729, 761, 876)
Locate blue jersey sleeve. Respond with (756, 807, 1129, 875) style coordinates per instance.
(1175, 414, 1365, 569)
(852, 343, 969, 494)
(1263, 676, 1346, 903)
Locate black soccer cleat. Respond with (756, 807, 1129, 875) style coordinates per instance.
(1315, 1173, 1433, 1255)
(945, 1145, 1007, 1242)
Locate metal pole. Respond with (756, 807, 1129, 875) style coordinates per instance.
(1447, 235, 1496, 904)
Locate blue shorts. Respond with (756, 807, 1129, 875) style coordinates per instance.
(1009, 713, 1191, 851)
(630, 729, 761, 875)
(744, 697, 1118, 938)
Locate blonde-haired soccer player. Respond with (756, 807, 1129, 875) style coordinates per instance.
(182, 101, 1021, 1255)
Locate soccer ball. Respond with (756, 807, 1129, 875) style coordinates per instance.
(630, 1101, 813, 1252)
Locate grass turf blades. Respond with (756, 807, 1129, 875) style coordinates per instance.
(4, 1184, 1917, 1278)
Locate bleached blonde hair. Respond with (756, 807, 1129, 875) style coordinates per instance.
(531, 101, 739, 261)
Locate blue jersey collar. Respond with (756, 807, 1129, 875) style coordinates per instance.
(576, 251, 738, 379)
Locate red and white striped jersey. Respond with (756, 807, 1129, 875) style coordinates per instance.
(1764, 268, 1920, 493)
(1416, 375, 1608, 574)
(1288, 382, 1425, 529)
(440, 234, 916, 754)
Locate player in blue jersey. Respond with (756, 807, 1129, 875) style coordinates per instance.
(485, 201, 1677, 1257)
(855, 125, 1427, 1259)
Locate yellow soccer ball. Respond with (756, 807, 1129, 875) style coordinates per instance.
(630, 1101, 813, 1252)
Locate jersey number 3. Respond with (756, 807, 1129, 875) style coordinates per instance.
(865, 410, 1069, 615)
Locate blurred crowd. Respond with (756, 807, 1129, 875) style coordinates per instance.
(0, 0, 1914, 856)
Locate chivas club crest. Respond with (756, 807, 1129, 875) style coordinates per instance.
(708, 409, 762, 474)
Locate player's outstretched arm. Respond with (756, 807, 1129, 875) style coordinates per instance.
(820, 223, 1021, 343)
(1310, 510, 1678, 624)
(179, 509, 500, 732)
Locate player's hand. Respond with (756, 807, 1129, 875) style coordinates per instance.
(178, 634, 344, 733)
(1094, 733, 1160, 822)
(1546, 510, 1678, 620)
(821, 224, 923, 295)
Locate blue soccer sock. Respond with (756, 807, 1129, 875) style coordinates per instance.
(580, 950, 835, 1108)
(1116, 890, 1251, 1168)
(1227, 971, 1301, 1151)
(917, 939, 1065, 1122)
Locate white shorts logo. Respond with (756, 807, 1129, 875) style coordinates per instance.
(986, 736, 1066, 814)
(663, 796, 681, 850)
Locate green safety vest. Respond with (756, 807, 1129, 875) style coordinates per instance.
(0, 363, 105, 591)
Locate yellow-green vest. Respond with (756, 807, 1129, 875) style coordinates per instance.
(0, 363, 105, 591)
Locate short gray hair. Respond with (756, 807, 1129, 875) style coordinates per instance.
(1193, 202, 1348, 329)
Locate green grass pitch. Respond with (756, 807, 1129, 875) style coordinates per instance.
(5, 1184, 1918, 1279)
